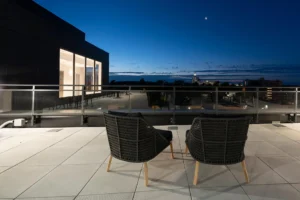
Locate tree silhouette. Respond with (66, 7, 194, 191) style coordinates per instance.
(156, 80, 164, 85)
(221, 82, 230, 86)
(110, 80, 116, 84)
(174, 80, 185, 86)
(139, 78, 145, 84)
(213, 81, 220, 86)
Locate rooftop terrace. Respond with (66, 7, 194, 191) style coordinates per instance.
(1, 124, 300, 199)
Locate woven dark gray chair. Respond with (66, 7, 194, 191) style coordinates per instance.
(103, 113, 174, 186)
(185, 117, 251, 185)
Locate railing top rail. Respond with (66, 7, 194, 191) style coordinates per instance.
(0, 84, 298, 89)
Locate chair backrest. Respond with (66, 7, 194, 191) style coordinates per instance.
(103, 113, 155, 163)
(187, 117, 251, 165)
(107, 110, 144, 118)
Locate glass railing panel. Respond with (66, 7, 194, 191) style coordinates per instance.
(298, 91, 300, 110)
(130, 86, 174, 112)
(175, 87, 215, 113)
(217, 90, 257, 114)
(84, 86, 130, 114)
(258, 89, 296, 114)
(34, 86, 82, 115)
(0, 88, 32, 115)
(0, 85, 299, 119)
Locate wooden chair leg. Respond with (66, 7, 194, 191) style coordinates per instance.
(170, 142, 175, 159)
(241, 160, 249, 183)
(185, 145, 188, 155)
(144, 162, 148, 186)
(106, 155, 112, 172)
(193, 161, 200, 185)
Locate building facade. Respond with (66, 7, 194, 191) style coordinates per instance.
(1, 0, 109, 93)
(0, 0, 109, 111)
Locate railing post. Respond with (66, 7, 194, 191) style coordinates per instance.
(215, 87, 218, 115)
(129, 86, 132, 113)
(295, 88, 298, 123)
(172, 86, 176, 125)
(81, 85, 85, 125)
(31, 85, 35, 126)
(256, 88, 259, 123)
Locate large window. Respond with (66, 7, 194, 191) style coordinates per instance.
(95, 61, 102, 93)
(59, 49, 102, 97)
(59, 49, 74, 98)
(75, 54, 85, 96)
(86, 58, 94, 94)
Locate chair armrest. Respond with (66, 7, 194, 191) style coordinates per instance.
(146, 127, 170, 155)
(185, 130, 190, 143)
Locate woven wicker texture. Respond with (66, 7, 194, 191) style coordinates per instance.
(104, 113, 171, 163)
(186, 117, 251, 165)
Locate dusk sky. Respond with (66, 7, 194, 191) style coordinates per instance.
(35, 0, 300, 82)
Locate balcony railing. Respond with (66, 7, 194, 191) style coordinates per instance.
(0, 84, 298, 125)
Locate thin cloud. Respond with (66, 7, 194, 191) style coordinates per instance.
(109, 64, 300, 77)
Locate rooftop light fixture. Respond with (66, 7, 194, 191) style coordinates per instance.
(262, 105, 268, 110)
(257, 105, 268, 123)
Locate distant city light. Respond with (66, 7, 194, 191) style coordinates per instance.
(194, 73, 197, 76)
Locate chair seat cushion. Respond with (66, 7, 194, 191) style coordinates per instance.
(156, 129, 173, 141)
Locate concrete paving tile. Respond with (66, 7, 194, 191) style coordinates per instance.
(259, 156, 300, 183)
(80, 163, 142, 195)
(245, 141, 288, 156)
(20, 164, 99, 198)
(185, 160, 239, 187)
(191, 186, 249, 200)
(243, 184, 300, 200)
(0, 167, 9, 174)
(136, 160, 188, 191)
(0, 165, 54, 198)
(76, 193, 133, 200)
(133, 189, 190, 200)
(228, 156, 287, 184)
(17, 197, 74, 200)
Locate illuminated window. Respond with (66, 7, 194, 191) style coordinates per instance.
(95, 61, 102, 93)
(86, 58, 94, 94)
(74, 54, 85, 96)
(59, 49, 74, 98)
(59, 49, 102, 97)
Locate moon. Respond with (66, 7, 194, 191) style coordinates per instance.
(205, 17, 208, 20)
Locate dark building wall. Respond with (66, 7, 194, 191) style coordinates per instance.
(0, 0, 109, 111)
(1, 0, 85, 43)
(1, 0, 60, 84)
(1, 28, 60, 85)
(15, 0, 85, 42)
(0, 0, 109, 85)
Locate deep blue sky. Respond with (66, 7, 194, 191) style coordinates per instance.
(35, 0, 300, 78)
